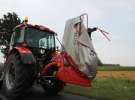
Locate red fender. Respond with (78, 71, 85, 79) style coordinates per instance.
(15, 47, 32, 54)
(41, 62, 58, 75)
(9, 47, 36, 64)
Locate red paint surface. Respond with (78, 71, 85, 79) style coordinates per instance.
(41, 51, 91, 87)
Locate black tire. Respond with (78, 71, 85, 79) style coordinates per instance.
(42, 78, 64, 95)
(41, 67, 64, 95)
(2, 52, 37, 100)
(0, 74, 3, 89)
(0, 63, 4, 89)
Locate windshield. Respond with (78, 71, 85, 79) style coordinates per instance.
(25, 28, 55, 49)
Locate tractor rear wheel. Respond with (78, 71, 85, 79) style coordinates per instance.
(2, 53, 36, 100)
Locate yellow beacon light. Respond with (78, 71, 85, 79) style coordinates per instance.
(24, 16, 28, 24)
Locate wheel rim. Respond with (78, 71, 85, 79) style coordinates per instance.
(5, 62, 15, 90)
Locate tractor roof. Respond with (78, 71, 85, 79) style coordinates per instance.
(15, 24, 56, 34)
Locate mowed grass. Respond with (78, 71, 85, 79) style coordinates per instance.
(64, 78, 135, 100)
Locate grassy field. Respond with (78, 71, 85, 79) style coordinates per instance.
(64, 78, 135, 100)
(97, 66, 135, 71)
(63, 66, 135, 100)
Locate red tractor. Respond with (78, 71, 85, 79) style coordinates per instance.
(0, 16, 91, 99)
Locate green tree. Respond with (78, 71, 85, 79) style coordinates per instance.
(0, 12, 21, 42)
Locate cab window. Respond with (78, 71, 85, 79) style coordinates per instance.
(13, 28, 24, 44)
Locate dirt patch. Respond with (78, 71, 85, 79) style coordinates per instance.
(97, 71, 135, 80)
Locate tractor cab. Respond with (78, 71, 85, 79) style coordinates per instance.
(10, 24, 56, 50)
(9, 23, 56, 64)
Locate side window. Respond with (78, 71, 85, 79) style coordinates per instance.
(10, 32, 15, 46)
(9, 32, 15, 50)
(39, 36, 55, 49)
(10, 28, 24, 49)
(13, 28, 25, 44)
(39, 38, 48, 49)
(14, 29, 21, 43)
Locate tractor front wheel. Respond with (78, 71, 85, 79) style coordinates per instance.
(41, 66, 64, 95)
(42, 78, 64, 95)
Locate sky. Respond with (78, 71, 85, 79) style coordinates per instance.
(0, 0, 135, 66)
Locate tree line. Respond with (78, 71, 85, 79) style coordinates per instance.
(0, 12, 21, 43)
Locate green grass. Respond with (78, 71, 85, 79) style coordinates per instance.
(97, 66, 135, 71)
(64, 78, 135, 100)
